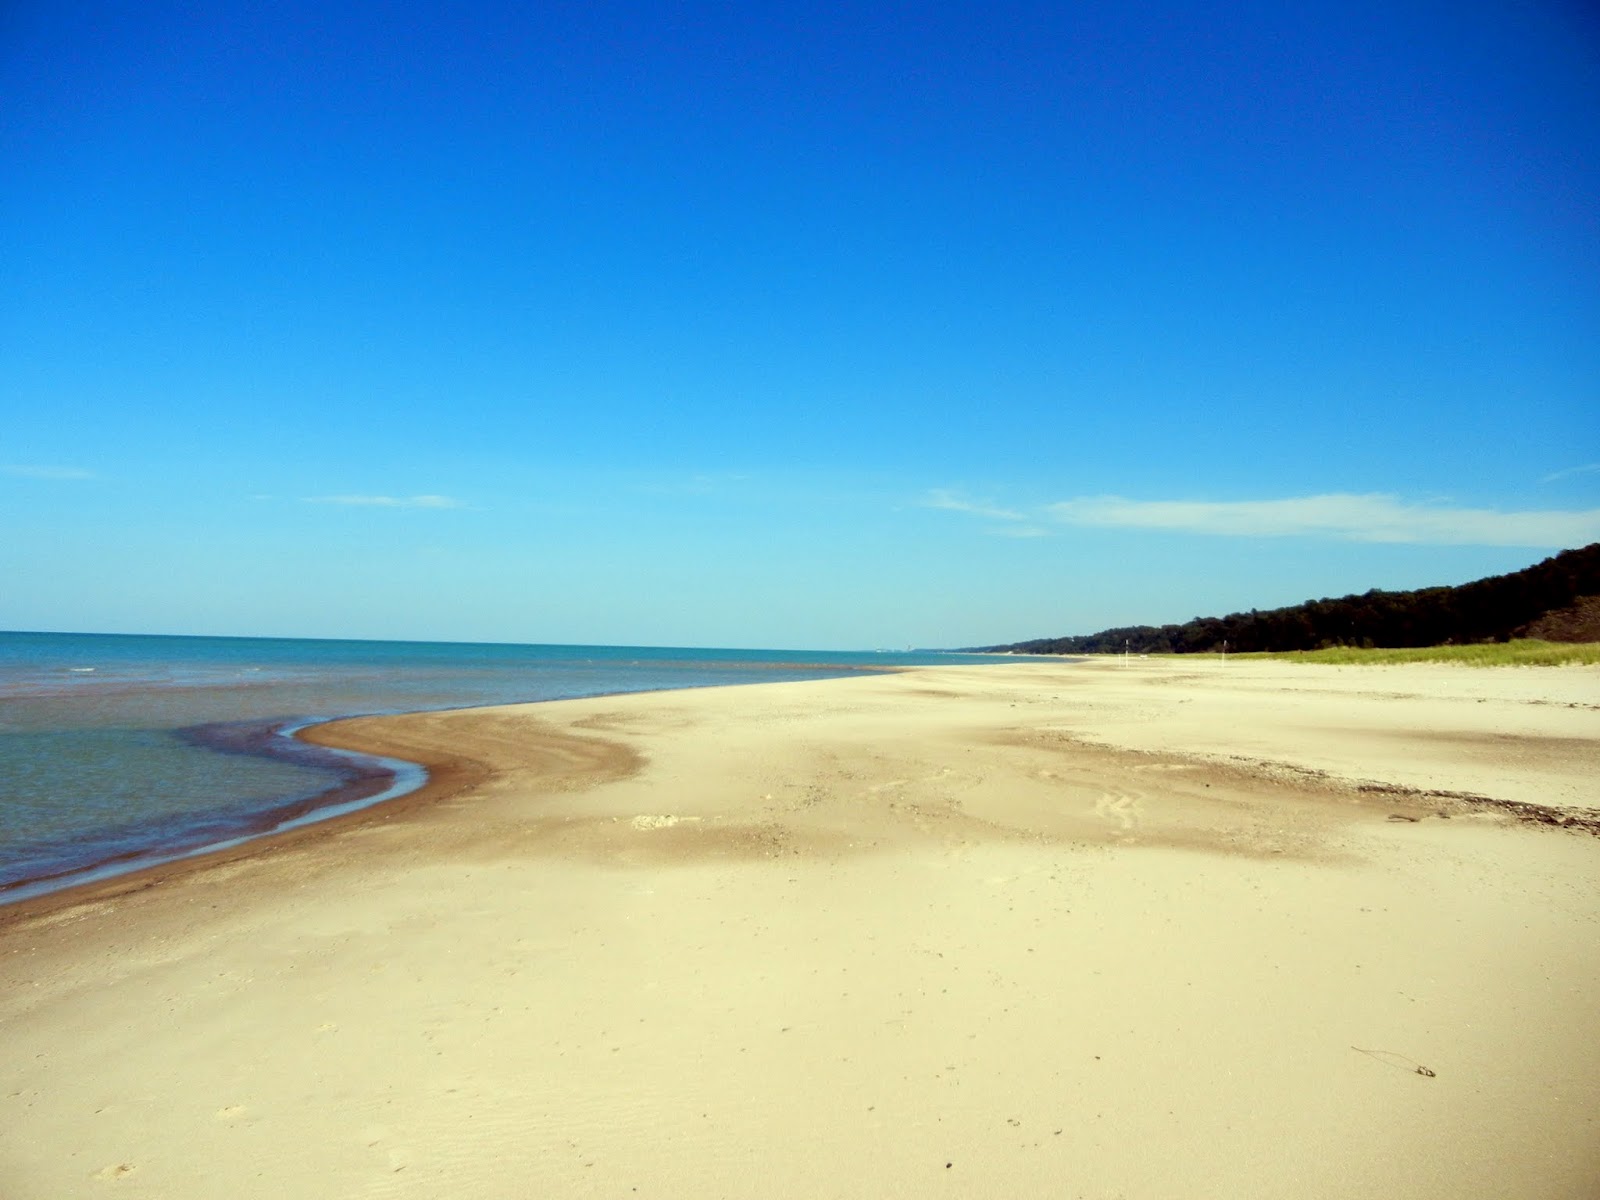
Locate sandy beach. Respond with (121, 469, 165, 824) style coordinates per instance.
(2, 657, 1597, 1198)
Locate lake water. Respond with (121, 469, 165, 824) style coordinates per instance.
(0, 631, 1016, 903)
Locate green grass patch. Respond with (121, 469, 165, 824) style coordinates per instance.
(1238, 640, 1600, 667)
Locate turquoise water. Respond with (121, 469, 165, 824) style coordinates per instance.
(0, 631, 1015, 902)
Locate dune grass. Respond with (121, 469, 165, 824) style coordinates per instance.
(1239, 639, 1600, 667)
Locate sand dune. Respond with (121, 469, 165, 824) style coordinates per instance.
(1, 659, 1597, 1197)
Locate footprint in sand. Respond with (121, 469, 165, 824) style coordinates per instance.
(363, 1125, 411, 1173)
(632, 814, 699, 830)
(1093, 790, 1141, 832)
(864, 779, 909, 795)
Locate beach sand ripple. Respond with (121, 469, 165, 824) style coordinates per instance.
(2, 659, 1597, 1198)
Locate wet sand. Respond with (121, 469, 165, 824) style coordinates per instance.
(1, 658, 1597, 1197)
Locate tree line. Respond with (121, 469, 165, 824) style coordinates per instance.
(975, 543, 1600, 655)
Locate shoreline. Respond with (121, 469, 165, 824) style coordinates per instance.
(0, 651, 936, 912)
(5, 653, 1595, 922)
(2, 659, 1597, 1197)
(4, 653, 1595, 922)
(0, 717, 484, 928)
(0, 718, 427, 912)
(0, 717, 422, 907)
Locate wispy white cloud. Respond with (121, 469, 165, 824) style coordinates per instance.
(305, 494, 465, 509)
(1543, 462, 1600, 484)
(923, 488, 1026, 522)
(992, 525, 1052, 538)
(1045, 493, 1600, 547)
(2, 464, 95, 480)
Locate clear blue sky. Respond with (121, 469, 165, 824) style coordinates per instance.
(3, 1, 1598, 649)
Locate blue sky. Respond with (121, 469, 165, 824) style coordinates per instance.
(3, 1, 1598, 649)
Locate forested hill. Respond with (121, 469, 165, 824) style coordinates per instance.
(976, 543, 1600, 655)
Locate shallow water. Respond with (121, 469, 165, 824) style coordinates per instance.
(0, 631, 1013, 901)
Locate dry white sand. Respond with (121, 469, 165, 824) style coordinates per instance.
(2, 658, 1597, 1198)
